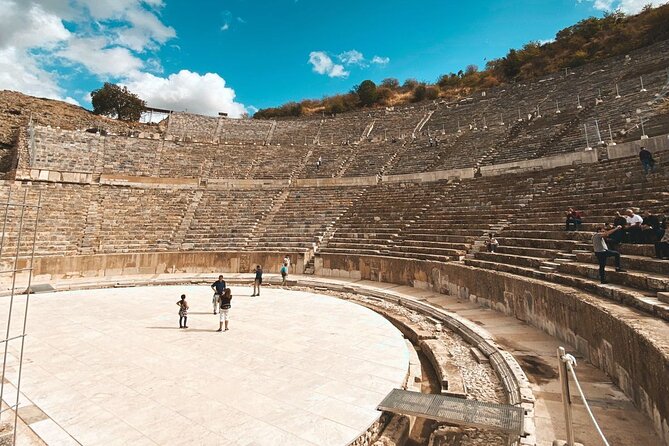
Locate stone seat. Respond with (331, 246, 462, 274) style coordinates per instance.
(497, 237, 588, 251)
(383, 250, 456, 263)
(397, 239, 471, 250)
(397, 233, 476, 244)
(495, 245, 561, 258)
(474, 251, 545, 268)
(508, 222, 600, 232)
(501, 229, 592, 241)
(557, 261, 669, 293)
(391, 245, 466, 257)
(464, 258, 669, 321)
(575, 252, 669, 275)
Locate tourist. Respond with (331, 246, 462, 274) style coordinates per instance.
(211, 275, 226, 315)
(609, 211, 628, 245)
(592, 226, 626, 284)
(565, 207, 583, 231)
(655, 230, 669, 260)
(176, 294, 189, 329)
(283, 255, 291, 269)
(484, 233, 499, 252)
(280, 262, 288, 286)
(316, 156, 322, 170)
(639, 146, 655, 175)
(624, 209, 644, 243)
(642, 211, 662, 243)
(217, 288, 232, 332)
(252, 265, 263, 296)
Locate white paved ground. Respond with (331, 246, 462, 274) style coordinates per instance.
(0, 285, 409, 446)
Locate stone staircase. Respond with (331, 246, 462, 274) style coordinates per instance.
(172, 189, 204, 249)
(247, 189, 291, 247)
(264, 120, 277, 145)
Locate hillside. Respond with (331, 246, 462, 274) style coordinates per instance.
(0, 91, 154, 176)
(254, 3, 669, 119)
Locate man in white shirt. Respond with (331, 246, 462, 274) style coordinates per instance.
(625, 209, 643, 243)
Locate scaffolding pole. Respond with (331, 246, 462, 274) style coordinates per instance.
(0, 189, 42, 446)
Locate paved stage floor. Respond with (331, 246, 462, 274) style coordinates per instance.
(0, 285, 410, 445)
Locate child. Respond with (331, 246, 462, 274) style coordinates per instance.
(217, 288, 232, 332)
(280, 262, 288, 286)
(176, 294, 189, 329)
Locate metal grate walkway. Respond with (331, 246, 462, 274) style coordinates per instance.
(378, 389, 525, 436)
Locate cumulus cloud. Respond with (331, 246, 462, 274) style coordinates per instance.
(582, 0, 669, 13)
(0, 0, 247, 118)
(338, 50, 365, 66)
(371, 55, 390, 65)
(308, 51, 349, 78)
(124, 70, 247, 117)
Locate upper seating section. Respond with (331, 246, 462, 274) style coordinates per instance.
(16, 39, 669, 181)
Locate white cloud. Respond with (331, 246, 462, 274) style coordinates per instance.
(0, 47, 67, 100)
(123, 70, 247, 117)
(58, 37, 144, 76)
(0, 0, 246, 120)
(308, 51, 349, 78)
(371, 55, 390, 65)
(339, 50, 365, 66)
(583, 0, 669, 13)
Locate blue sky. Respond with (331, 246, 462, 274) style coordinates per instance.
(0, 0, 666, 116)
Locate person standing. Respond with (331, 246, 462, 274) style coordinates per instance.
(252, 265, 263, 296)
(593, 226, 627, 284)
(211, 275, 226, 315)
(217, 288, 232, 332)
(639, 146, 655, 175)
(176, 294, 189, 329)
(283, 255, 291, 269)
(316, 156, 322, 170)
(280, 262, 288, 286)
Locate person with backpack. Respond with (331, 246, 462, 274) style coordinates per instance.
(280, 262, 288, 286)
(217, 288, 232, 332)
(252, 265, 263, 296)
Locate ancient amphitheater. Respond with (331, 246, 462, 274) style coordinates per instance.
(0, 39, 669, 446)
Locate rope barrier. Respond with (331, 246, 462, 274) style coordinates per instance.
(561, 353, 611, 446)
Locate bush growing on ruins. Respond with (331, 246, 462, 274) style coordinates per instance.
(253, 3, 669, 117)
(355, 80, 378, 107)
(90, 83, 146, 122)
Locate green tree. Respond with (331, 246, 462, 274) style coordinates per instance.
(356, 80, 378, 106)
(380, 78, 400, 89)
(91, 83, 146, 121)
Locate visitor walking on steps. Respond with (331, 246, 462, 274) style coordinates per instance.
(176, 294, 189, 329)
(280, 262, 288, 286)
(283, 255, 291, 269)
(217, 288, 232, 332)
(639, 146, 656, 175)
(211, 275, 226, 315)
(252, 265, 263, 296)
(593, 226, 627, 284)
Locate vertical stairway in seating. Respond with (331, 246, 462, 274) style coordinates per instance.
(171, 189, 204, 250)
(78, 185, 103, 254)
(264, 120, 277, 145)
(246, 189, 291, 249)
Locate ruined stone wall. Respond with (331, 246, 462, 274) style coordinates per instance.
(166, 112, 218, 141)
(32, 127, 101, 172)
(317, 253, 669, 444)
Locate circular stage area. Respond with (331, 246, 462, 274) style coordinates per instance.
(4, 285, 410, 446)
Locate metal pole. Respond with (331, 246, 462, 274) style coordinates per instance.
(558, 346, 576, 446)
(12, 192, 41, 445)
(594, 120, 603, 144)
(608, 123, 616, 145)
(584, 124, 591, 150)
(0, 189, 28, 423)
(615, 83, 621, 99)
(0, 189, 12, 260)
(640, 76, 646, 92)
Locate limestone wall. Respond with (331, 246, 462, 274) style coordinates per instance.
(317, 253, 669, 444)
(607, 133, 669, 159)
(22, 251, 304, 281)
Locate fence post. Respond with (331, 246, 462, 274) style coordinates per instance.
(558, 346, 575, 446)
